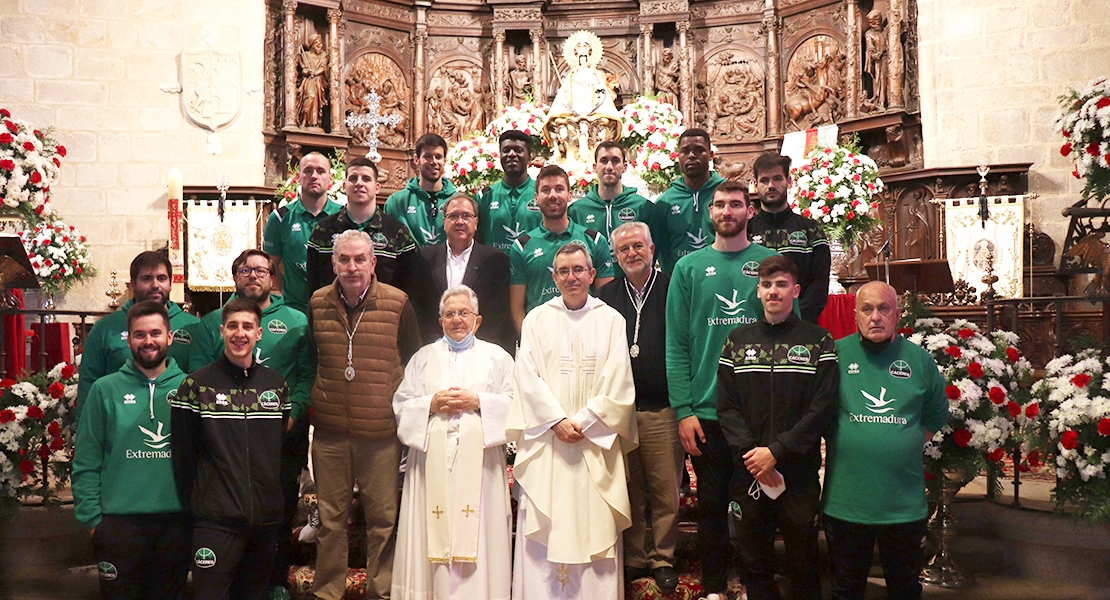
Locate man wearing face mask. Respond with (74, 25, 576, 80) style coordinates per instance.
(391, 285, 515, 599)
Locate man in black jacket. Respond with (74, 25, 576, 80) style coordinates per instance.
(747, 152, 831, 323)
(716, 255, 838, 600)
(170, 298, 291, 599)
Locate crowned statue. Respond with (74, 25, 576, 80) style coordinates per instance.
(543, 31, 623, 167)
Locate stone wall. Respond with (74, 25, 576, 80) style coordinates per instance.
(917, 0, 1110, 257)
(0, 0, 266, 310)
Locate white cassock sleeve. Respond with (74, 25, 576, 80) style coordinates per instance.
(477, 345, 515, 447)
(393, 346, 434, 452)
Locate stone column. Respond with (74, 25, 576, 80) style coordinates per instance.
(282, 0, 298, 129)
(640, 24, 654, 96)
(888, 0, 905, 108)
(328, 8, 342, 132)
(530, 28, 544, 102)
(762, 13, 781, 135)
(494, 29, 507, 112)
(845, 0, 860, 117)
(677, 21, 691, 125)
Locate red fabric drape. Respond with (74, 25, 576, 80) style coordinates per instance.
(818, 293, 857, 340)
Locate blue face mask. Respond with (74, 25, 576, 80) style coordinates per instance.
(443, 331, 475, 351)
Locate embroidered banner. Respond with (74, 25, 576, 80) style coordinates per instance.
(944, 196, 1025, 298)
(184, 200, 260, 291)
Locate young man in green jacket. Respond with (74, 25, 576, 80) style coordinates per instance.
(76, 251, 199, 420)
(72, 300, 190, 599)
(384, 133, 457, 246)
(478, 130, 541, 252)
(655, 128, 726, 273)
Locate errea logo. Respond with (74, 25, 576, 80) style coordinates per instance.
(705, 266, 717, 277)
(291, 223, 302, 232)
(751, 234, 764, 245)
(744, 348, 758, 362)
(848, 362, 860, 375)
(533, 248, 544, 258)
(215, 393, 229, 406)
(671, 205, 681, 215)
(120, 331, 129, 341)
(585, 214, 596, 223)
(123, 393, 136, 405)
(489, 200, 500, 210)
(407, 205, 417, 214)
(742, 261, 760, 277)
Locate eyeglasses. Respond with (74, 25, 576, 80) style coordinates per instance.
(236, 267, 271, 278)
(445, 212, 476, 223)
(442, 309, 475, 319)
(554, 266, 591, 278)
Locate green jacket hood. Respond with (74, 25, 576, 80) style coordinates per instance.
(215, 293, 289, 317)
(582, 184, 641, 206)
(118, 357, 186, 387)
(120, 298, 187, 319)
(403, 177, 458, 200)
(665, 171, 725, 196)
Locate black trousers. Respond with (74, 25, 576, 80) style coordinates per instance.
(192, 520, 282, 600)
(731, 469, 821, 600)
(271, 417, 310, 589)
(91, 513, 191, 600)
(689, 419, 734, 594)
(823, 514, 927, 600)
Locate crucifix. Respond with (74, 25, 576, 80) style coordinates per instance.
(431, 505, 444, 519)
(216, 174, 230, 222)
(345, 90, 403, 163)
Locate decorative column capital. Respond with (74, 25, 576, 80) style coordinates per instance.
(758, 14, 781, 35)
(327, 7, 341, 23)
(640, 23, 654, 36)
(676, 21, 689, 34)
(414, 28, 429, 44)
(282, 0, 298, 15)
(529, 28, 543, 42)
(494, 29, 507, 43)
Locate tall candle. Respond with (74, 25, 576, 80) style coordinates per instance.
(168, 169, 183, 200)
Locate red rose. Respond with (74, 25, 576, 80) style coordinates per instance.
(0, 159, 15, 171)
(989, 386, 1006, 404)
(22, 141, 35, 152)
(924, 470, 935, 481)
(4, 121, 17, 133)
(898, 327, 914, 336)
(822, 205, 831, 213)
(958, 328, 975, 339)
(1006, 401, 1021, 418)
(30, 171, 42, 184)
(988, 448, 1005, 462)
(1088, 141, 1101, 156)
(1061, 142, 1073, 156)
(19, 460, 34, 475)
(1061, 429, 1079, 450)
(1006, 347, 1021, 362)
(0, 378, 14, 389)
(946, 385, 961, 400)
(26, 406, 44, 419)
(61, 364, 75, 379)
(846, 210, 855, 219)
(38, 444, 50, 460)
(823, 177, 833, 185)
(0, 133, 11, 144)
(967, 361, 984, 378)
(1072, 373, 1092, 388)
(1099, 418, 1110, 437)
(1074, 166, 1081, 179)
(0, 409, 14, 423)
(945, 345, 962, 359)
(801, 208, 811, 218)
(50, 436, 65, 451)
(52, 157, 60, 167)
(1099, 97, 1110, 109)
(48, 381, 65, 399)
(1025, 402, 1039, 418)
(47, 420, 61, 437)
(0, 109, 9, 118)
(953, 429, 973, 447)
(1027, 450, 1041, 468)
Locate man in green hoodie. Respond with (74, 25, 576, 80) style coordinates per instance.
(187, 249, 312, 600)
(479, 129, 541, 252)
(73, 300, 190, 599)
(655, 128, 726, 273)
(77, 251, 200, 420)
(384, 133, 457, 246)
(568, 141, 662, 277)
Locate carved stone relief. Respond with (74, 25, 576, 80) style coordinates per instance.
(861, 8, 888, 112)
(494, 7, 543, 22)
(264, 5, 282, 132)
(691, 1, 762, 20)
(426, 60, 486, 144)
(696, 49, 766, 141)
(654, 45, 681, 108)
(427, 12, 484, 29)
(344, 1, 411, 24)
(345, 53, 409, 148)
(506, 50, 534, 107)
(783, 35, 846, 130)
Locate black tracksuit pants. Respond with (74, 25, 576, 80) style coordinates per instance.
(92, 513, 191, 600)
(192, 519, 281, 600)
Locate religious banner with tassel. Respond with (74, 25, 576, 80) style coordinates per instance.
(944, 195, 1025, 298)
(183, 199, 260, 291)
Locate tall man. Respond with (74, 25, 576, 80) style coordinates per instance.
(665, 180, 782, 597)
(479, 130, 541, 252)
(511, 242, 636, 599)
(717, 256, 838, 600)
(187, 249, 312, 599)
(73, 301, 190, 600)
(509, 164, 614, 333)
(747, 152, 831, 323)
(596, 222, 681, 593)
(656, 128, 726, 273)
(307, 156, 439, 340)
(422, 193, 515, 353)
(171, 299, 291, 600)
(264, 151, 343, 313)
(385, 133, 458, 246)
(77, 251, 199, 418)
(392, 285, 515, 600)
(309, 230, 424, 600)
(822, 281, 949, 600)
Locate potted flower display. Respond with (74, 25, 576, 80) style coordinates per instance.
(0, 108, 64, 224)
(18, 221, 95, 295)
(1056, 76, 1110, 201)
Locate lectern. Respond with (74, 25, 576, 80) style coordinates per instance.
(864, 259, 955, 295)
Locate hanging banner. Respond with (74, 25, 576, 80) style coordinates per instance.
(184, 200, 259, 291)
(944, 196, 1025, 298)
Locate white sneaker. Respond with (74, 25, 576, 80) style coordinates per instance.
(297, 506, 321, 543)
(698, 594, 722, 600)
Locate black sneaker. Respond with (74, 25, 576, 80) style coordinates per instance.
(653, 565, 679, 593)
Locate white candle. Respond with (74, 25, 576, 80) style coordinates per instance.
(168, 169, 183, 200)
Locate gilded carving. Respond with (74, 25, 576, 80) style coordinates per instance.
(494, 7, 543, 21)
(507, 54, 533, 106)
(426, 61, 486, 144)
(783, 35, 846, 129)
(698, 50, 765, 141)
(345, 53, 408, 147)
(296, 34, 328, 130)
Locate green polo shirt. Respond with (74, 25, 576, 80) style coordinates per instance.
(479, 178, 541, 252)
(509, 221, 614, 312)
(263, 197, 342, 313)
(384, 177, 457, 246)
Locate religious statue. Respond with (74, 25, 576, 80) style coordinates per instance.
(543, 31, 622, 168)
(507, 55, 533, 106)
(447, 67, 485, 140)
(297, 34, 328, 131)
(654, 48, 680, 108)
(376, 78, 406, 147)
(784, 40, 845, 129)
(863, 10, 888, 111)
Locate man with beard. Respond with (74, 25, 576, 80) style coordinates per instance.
(171, 299, 291, 600)
(187, 249, 312, 600)
(656, 128, 726, 273)
(77, 251, 200, 419)
(665, 180, 784, 599)
(568, 141, 661, 278)
(747, 153, 831, 323)
(307, 156, 440, 340)
(385, 133, 458, 246)
(509, 164, 614, 333)
(265, 152, 343, 314)
(479, 130, 542, 253)
(73, 301, 191, 600)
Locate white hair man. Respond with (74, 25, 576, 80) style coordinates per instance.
(391, 284, 515, 598)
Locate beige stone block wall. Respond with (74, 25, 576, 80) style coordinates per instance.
(0, 0, 266, 311)
(918, 0, 1110, 265)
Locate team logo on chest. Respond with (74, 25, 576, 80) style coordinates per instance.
(889, 360, 912, 379)
(371, 232, 388, 250)
(618, 207, 636, 222)
(526, 199, 540, 212)
(194, 548, 216, 569)
(585, 214, 596, 223)
(751, 234, 764, 245)
(259, 390, 281, 411)
(489, 200, 500, 210)
(291, 223, 302, 232)
(407, 205, 417, 214)
(789, 231, 808, 246)
(172, 329, 192, 344)
(715, 290, 746, 316)
(742, 261, 760, 277)
(787, 345, 811, 365)
(123, 393, 136, 405)
(267, 320, 287, 335)
(848, 362, 860, 375)
(744, 348, 758, 362)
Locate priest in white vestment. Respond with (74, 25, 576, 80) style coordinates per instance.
(510, 242, 637, 599)
(392, 285, 515, 600)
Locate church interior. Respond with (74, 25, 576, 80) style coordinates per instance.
(2, 0, 1110, 598)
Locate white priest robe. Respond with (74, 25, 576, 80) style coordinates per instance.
(510, 296, 638, 600)
(392, 338, 515, 600)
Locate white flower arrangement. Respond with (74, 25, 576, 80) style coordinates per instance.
(791, 144, 884, 246)
(486, 101, 551, 158)
(0, 107, 62, 224)
(619, 97, 685, 195)
(446, 134, 503, 196)
(19, 220, 94, 294)
(1056, 76, 1110, 200)
(0, 363, 78, 504)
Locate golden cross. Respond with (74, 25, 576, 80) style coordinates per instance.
(432, 505, 444, 519)
(461, 504, 475, 517)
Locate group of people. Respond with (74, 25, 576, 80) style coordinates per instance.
(70, 127, 947, 600)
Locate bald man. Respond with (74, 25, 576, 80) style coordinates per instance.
(820, 282, 949, 600)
